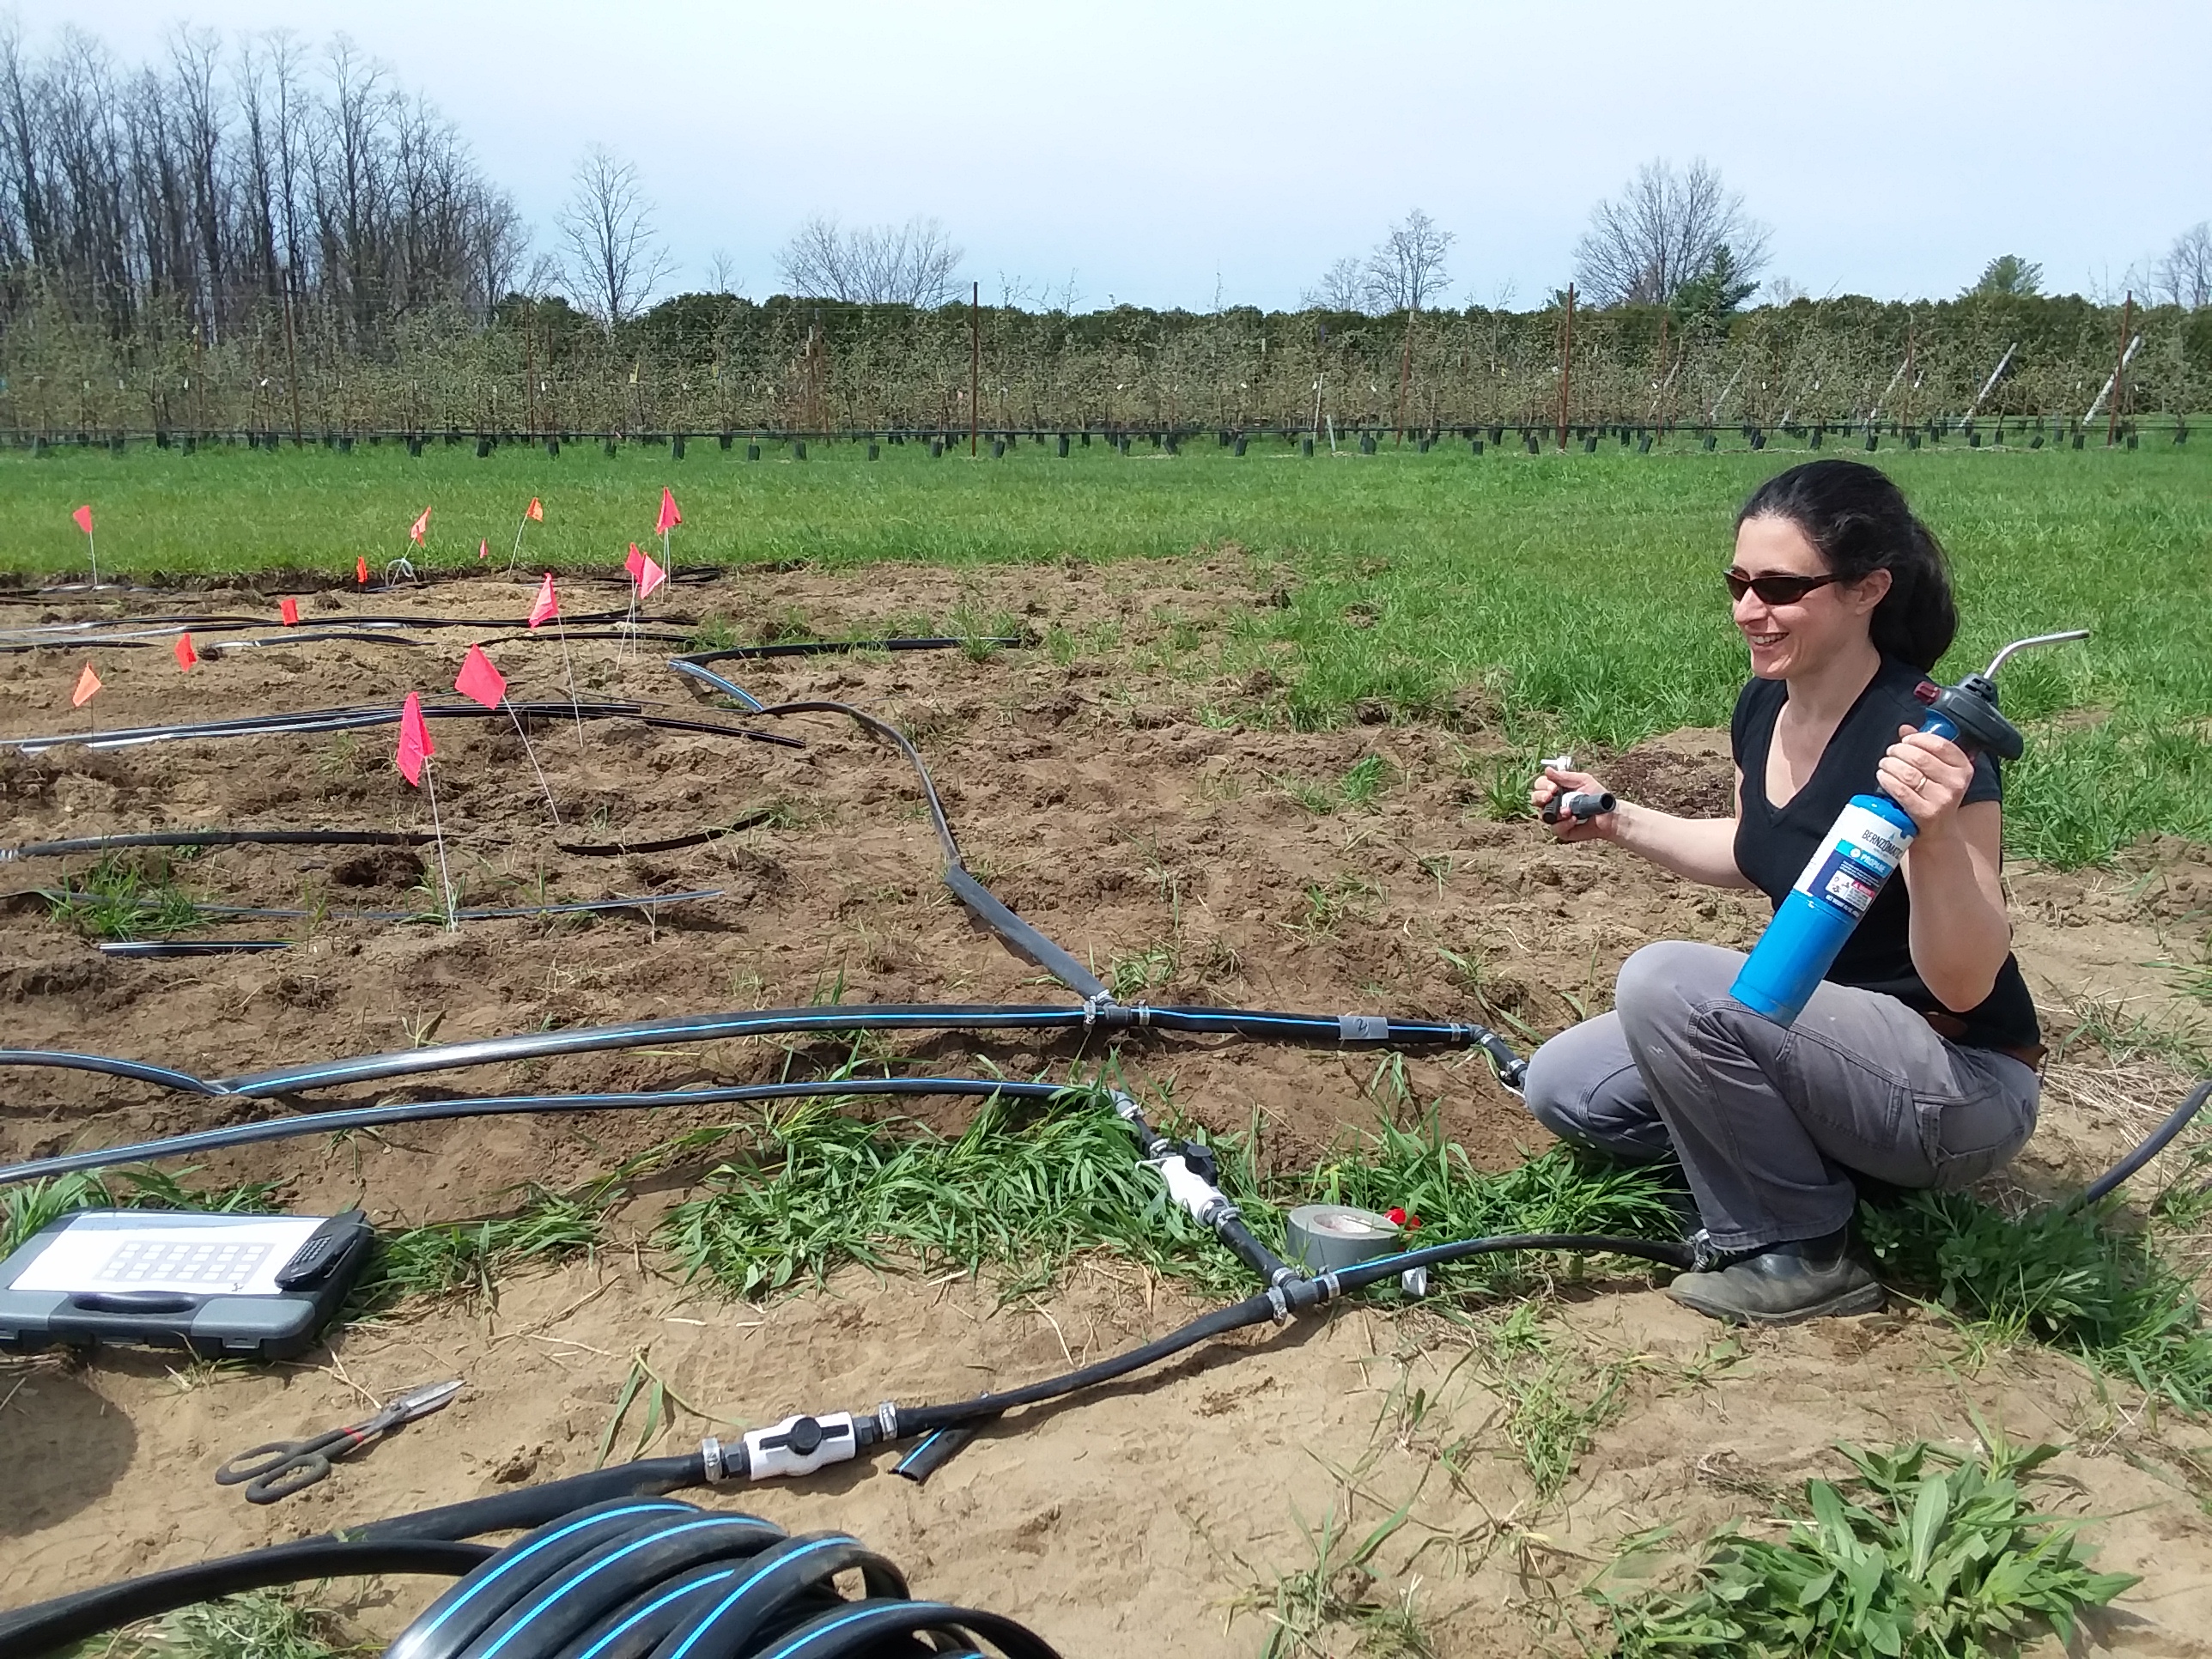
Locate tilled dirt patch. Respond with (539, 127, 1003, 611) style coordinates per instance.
(3, 558, 2209, 1652)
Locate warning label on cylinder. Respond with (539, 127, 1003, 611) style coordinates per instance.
(1791, 803, 1908, 921)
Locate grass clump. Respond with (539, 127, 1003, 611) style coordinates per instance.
(658, 1092, 1208, 1298)
(657, 1091, 1680, 1304)
(349, 1186, 606, 1310)
(84, 1589, 364, 1659)
(1859, 1190, 2212, 1413)
(44, 853, 204, 940)
(1595, 1432, 2137, 1657)
(3, 1169, 279, 1257)
(1234, 1495, 1432, 1659)
(1279, 754, 1391, 815)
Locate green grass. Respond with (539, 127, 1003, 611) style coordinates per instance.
(1859, 1189, 2212, 1413)
(5, 439, 2203, 863)
(654, 1087, 1680, 1303)
(1595, 1431, 2139, 1657)
(3, 1169, 280, 1258)
(72, 1591, 364, 1659)
(43, 853, 207, 941)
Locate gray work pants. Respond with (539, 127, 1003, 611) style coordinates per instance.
(1522, 940, 2039, 1252)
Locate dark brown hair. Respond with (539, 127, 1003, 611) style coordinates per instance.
(1736, 459, 1959, 671)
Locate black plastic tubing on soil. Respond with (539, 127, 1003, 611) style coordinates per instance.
(1, 700, 803, 757)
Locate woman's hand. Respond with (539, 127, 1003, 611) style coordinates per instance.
(1877, 726, 1975, 840)
(1532, 764, 1615, 843)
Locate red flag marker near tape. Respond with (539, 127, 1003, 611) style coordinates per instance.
(526, 574, 586, 748)
(508, 496, 544, 570)
(394, 690, 458, 931)
(623, 544, 645, 583)
(280, 597, 300, 626)
(454, 645, 506, 708)
(356, 556, 369, 586)
(72, 661, 101, 708)
(653, 488, 681, 610)
(395, 690, 434, 786)
(173, 631, 198, 672)
(456, 643, 561, 824)
(71, 504, 98, 589)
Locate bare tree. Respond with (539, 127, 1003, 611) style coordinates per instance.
(2154, 222, 2211, 309)
(1573, 157, 1769, 307)
(704, 246, 742, 295)
(776, 213, 963, 306)
(1364, 208, 1454, 312)
(1301, 254, 1365, 311)
(556, 143, 670, 326)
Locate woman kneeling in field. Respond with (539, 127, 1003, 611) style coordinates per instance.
(1523, 459, 2042, 1325)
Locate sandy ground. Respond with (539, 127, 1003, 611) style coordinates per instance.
(3, 557, 2209, 1654)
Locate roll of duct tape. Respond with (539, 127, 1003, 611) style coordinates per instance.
(1285, 1204, 1403, 1273)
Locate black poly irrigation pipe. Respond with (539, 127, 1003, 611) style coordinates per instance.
(99, 939, 294, 958)
(2066, 1078, 2212, 1212)
(0, 1540, 498, 1657)
(0, 1078, 1071, 1186)
(678, 635, 1027, 665)
(2, 828, 434, 861)
(3, 700, 803, 757)
(736, 694, 1110, 1001)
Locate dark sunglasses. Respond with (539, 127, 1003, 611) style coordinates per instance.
(1725, 568, 1844, 605)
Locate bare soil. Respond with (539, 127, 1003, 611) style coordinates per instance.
(3, 556, 2209, 1654)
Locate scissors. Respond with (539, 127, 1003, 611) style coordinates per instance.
(216, 1378, 463, 1504)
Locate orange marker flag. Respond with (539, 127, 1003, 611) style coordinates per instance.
(410, 505, 432, 546)
(454, 644, 507, 709)
(279, 597, 300, 626)
(356, 556, 369, 586)
(527, 573, 559, 629)
(174, 631, 198, 672)
(72, 504, 94, 535)
(395, 690, 434, 787)
(655, 488, 681, 535)
(639, 550, 667, 599)
(71, 661, 101, 707)
(526, 497, 544, 522)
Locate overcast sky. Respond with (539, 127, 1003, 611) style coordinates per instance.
(30, 0, 2212, 312)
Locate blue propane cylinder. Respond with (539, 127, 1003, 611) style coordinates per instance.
(1729, 789, 1922, 1023)
(1727, 633, 2083, 1028)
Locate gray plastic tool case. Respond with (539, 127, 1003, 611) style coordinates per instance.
(0, 1209, 371, 1361)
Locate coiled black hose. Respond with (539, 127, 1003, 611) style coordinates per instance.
(0, 1497, 1060, 1659)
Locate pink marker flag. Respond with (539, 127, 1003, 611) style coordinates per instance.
(174, 631, 199, 672)
(478, 538, 489, 561)
(72, 504, 94, 536)
(527, 573, 559, 629)
(655, 488, 681, 535)
(395, 690, 435, 787)
(72, 661, 101, 707)
(454, 644, 507, 710)
(410, 505, 432, 546)
(639, 550, 667, 599)
(279, 597, 300, 626)
(623, 543, 646, 583)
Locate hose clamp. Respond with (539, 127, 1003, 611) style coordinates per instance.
(1266, 1285, 1291, 1324)
(1316, 1270, 1343, 1304)
(700, 1436, 726, 1484)
(876, 1401, 900, 1441)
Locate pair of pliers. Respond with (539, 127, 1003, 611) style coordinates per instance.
(215, 1378, 463, 1504)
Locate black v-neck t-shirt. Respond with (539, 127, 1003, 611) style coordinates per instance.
(1730, 656, 2039, 1051)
